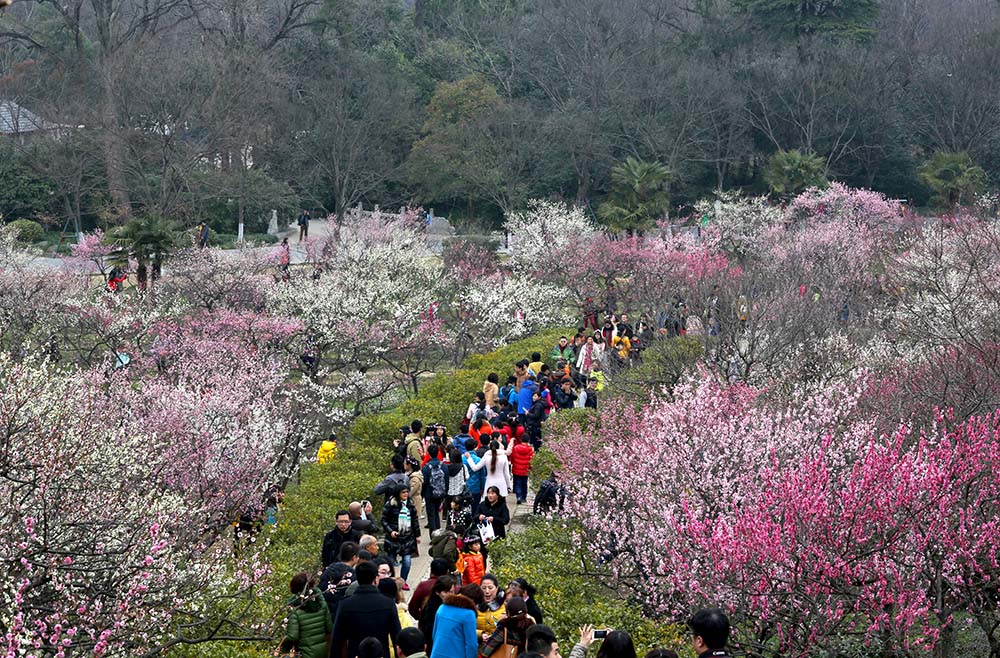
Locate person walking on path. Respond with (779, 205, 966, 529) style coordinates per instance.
(298, 209, 311, 242)
(507, 438, 534, 505)
(374, 455, 409, 507)
(382, 487, 420, 584)
(322, 511, 361, 569)
(477, 487, 511, 542)
(422, 445, 448, 532)
(430, 584, 481, 658)
(279, 572, 332, 658)
(408, 558, 452, 620)
(330, 561, 401, 658)
(468, 442, 512, 500)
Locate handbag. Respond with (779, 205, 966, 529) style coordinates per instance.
(478, 520, 496, 544)
(497, 628, 519, 658)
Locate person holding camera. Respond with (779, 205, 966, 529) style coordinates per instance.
(568, 626, 636, 658)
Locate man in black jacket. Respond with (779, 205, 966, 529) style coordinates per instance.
(320, 542, 360, 623)
(322, 510, 361, 568)
(330, 561, 401, 658)
(689, 607, 731, 658)
(553, 379, 578, 410)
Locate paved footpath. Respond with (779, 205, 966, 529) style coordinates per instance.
(403, 491, 534, 600)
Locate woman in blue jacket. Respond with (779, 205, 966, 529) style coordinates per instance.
(430, 583, 482, 658)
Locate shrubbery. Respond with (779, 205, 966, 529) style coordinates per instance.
(255, 328, 572, 645)
(489, 518, 689, 654)
(7, 218, 45, 243)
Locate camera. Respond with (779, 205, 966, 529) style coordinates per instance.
(593, 630, 611, 639)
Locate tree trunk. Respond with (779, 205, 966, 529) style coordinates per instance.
(100, 69, 131, 219)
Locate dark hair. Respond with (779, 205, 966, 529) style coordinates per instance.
(391, 454, 405, 471)
(433, 574, 456, 594)
(289, 571, 312, 595)
(397, 628, 426, 657)
(526, 625, 558, 655)
(430, 558, 452, 577)
(531, 352, 541, 362)
(486, 485, 501, 500)
(428, 444, 441, 459)
(358, 637, 383, 658)
(357, 550, 372, 561)
(372, 557, 395, 577)
(644, 650, 678, 658)
(475, 391, 486, 403)
(465, 438, 478, 451)
(377, 577, 398, 599)
(688, 607, 730, 650)
(505, 595, 527, 616)
(355, 560, 378, 585)
(449, 448, 463, 464)
(339, 541, 359, 562)
(461, 583, 483, 604)
(511, 577, 536, 597)
(595, 631, 636, 658)
(487, 372, 499, 384)
(489, 442, 499, 473)
(506, 376, 517, 385)
(481, 573, 499, 590)
(411, 420, 423, 433)
(336, 510, 351, 520)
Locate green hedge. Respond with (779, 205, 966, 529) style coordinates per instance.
(489, 518, 690, 655)
(173, 328, 575, 656)
(8, 218, 44, 243)
(258, 329, 573, 621)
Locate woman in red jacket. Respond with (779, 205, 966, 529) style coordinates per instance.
(507, 437, 534, 505)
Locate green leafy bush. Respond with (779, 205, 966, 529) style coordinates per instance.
(919, 151, 988, 207)
(489, 518, 689, 654)
(256, 327, 574, 646)
(7, 218, 45, 243)
(764, 150, 827, 198)
(246, 233, 279, 245)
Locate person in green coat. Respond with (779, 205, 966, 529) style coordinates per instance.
(281, 572, 333, 658)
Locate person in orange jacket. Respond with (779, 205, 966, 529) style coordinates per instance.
(461, 536, 485, 586)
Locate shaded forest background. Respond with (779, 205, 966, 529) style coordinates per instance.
(1, 0, 999, 235)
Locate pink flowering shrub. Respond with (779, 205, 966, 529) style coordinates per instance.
(788, 183, 906, 233)
(551, 375, 1000, 656)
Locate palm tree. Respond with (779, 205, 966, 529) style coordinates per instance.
(107, 215, 180, 290)
(597, 156, 671, 235)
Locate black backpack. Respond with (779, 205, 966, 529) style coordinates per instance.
(429, 462, 447, 498)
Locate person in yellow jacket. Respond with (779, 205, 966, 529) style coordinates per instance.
(589, 367, 606, 392)
(476, 575, 506, 642)
(317, 432, 337, 464)
(378, 578, 415, 658)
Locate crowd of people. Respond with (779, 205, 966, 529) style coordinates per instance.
(277, 334, 733, 658)
(280, 564, 733, 658)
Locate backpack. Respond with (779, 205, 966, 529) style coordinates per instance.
(429, 462, 447, 498)
(462, 454, 485, 495)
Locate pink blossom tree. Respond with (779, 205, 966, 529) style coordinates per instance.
(550, 374, 1000, 658)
